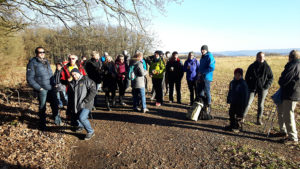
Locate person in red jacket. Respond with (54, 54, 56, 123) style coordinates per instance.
(115, 54, 128, 106)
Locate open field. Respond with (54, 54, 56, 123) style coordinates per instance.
(0, 56, 299, 168)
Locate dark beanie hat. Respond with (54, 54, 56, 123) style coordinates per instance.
(201, 45, 208, 51)
(71, 68, 81, 74)
(234, 68, 243, 76)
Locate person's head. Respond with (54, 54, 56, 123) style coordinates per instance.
(188, 51, 194, 60)
(35, 47, 45, 59)
(234, 68, 243, 80)
(288, 50, 300, 62)
(201, 45, 208, 55)
(56, 62, 62, 70)
(106, 55, 112, 62)
(172, 51, 178, 59)
(123, 50, 128, 56)
(135, 52, 144, 61)
(256, 52, 265, 63)
(154, 51, 160, 59)
(117, 54, 125, 63)
(70, 68, 81, 81)
(165, 51, 171, 58)
(81, 56, 87, 61)
(92, 51, 100, 60)
(104, 52, 109, 57)
(68, 54, 78, 66)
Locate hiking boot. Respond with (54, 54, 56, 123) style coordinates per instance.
(155, 102, 161, 107)
(120, 102, 127, 106)
(279, 138, 299, 145)
(169, 100, 173, 103)
(257, 117, 263, 125)
(84, 132, 95, 140)
(142, 108, 149, 113)
(92, 106, 97, 111)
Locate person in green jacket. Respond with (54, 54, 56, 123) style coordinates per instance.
(149, 51, 166, 106)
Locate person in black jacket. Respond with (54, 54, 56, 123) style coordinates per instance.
(85, 51, 102, 108)
(53, 62, 68, 108)
(243, 52, 273, 125)
(275, 50, 300, 145)
(166, 51, 184, 103)
(101, 55, 118, 111)
(68, 68, 97, 140)
(26, 47, 60, 130)
(225, 68, 249, 132)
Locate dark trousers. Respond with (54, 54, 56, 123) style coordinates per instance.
(169, 80, 181, 102)
(105, 90, 116, 105)
(117, 79, 126, 103)
(187, 80, 197, 105)
(152, 78, 163, 104)
(37, 89, 60, 129)
(229, 104, 244, 129)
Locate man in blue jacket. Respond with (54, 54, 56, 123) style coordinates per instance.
(197, 45, 216, 115)
(26, 47, 60, 131)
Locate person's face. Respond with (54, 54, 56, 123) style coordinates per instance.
(256, 53, 265, 63)
(56, 64, 62, 70)
(106, 56, 112, 62)
(173, 54, 178, 59)
(71, 72, 80, 81)
(119, 57, 124, 63)
(166, 53, 171, 58)
(189, 53, 194, 60)
(69, 56, 77, 66)
(93, 54, 100, 60)
(82, 57, 87, 61)
(234, 73, 242, 80)
(36, 48, 45, 59)
(155, 53, 160, 59)
(201, 49, 207, 55)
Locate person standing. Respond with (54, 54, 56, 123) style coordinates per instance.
(85, 51, 102, 108)
(101, 55, 118, 111)
(183, 52, 200, 106)
(243, 52, 273, 125)
(149, 51, 166, 106)
(68, 68, 97, 140)
(115, 54, 128, 106)
(60, 54, 86, 85)
(53, 62, 68, 109)
(129, 52, 149, 113)
(225, 68, 249, 132)
(26, 47, 61, 130)
(197, 45, 216, 115)
(166, 51, 184, 103)
(275, 50, 299, 145)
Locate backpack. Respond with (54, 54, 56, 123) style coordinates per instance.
(128, 65, 136, 80)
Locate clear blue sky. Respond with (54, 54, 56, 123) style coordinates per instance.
(152, 0, 300, 52)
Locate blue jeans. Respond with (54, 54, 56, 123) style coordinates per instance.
(77, 108, 94, 134)
(197, 79, 211, 105)
(132, 88, 146, 110)
(56, 91, 68, 107)
(38, 89, 60, 127)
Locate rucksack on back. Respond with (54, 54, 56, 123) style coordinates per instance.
(128, 65, 136, 80)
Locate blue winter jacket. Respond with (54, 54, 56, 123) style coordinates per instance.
(183, 58, 199, 81)
(198, 52, 215, 81)
(26, 57, 54, 91)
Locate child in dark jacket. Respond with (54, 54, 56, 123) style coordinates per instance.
(54, 62, 68, 108)
(226, 68, 249, 131)
(115, 54, 128, 106)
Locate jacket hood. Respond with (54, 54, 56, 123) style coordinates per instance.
(129, 58, 140, 65)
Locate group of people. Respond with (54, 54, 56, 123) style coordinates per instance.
(26, 46, 299, 145)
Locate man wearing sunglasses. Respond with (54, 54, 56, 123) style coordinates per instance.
(26, 47, 61, 131)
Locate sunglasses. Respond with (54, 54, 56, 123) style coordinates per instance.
(38, 51, 45, 54)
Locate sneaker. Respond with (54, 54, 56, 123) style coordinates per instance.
(121, 102, 127, 106)
(84, 132, 95, 140)
(155, 102, 161, 107)
(92, 106, 97, 111)
(75, 127, 84, 132)
(169, 100, 173, 103)
(142, 108, 149, 113)
(269, 132, 288, 138)
(133, 108, 141, 112)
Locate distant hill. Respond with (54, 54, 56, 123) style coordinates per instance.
(180, 48, 300, 57)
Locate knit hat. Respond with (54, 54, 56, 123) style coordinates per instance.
(70, 68, 81, 75)
(234, 68, 243, 76)
(201, 45, 208, 51)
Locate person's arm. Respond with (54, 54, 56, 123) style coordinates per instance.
(183, 60, 187, 72)
(264, 65, 273, 89)
(26, 60, 42, 91)
(200, 54, 215, 75)
(179, 61, 184, 79)
(279, 63, 295, 87)
(226, 81, 232, 104)
(158, 60, 166, 74)
(82, 79, 97, 104)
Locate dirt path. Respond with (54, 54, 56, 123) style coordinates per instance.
(67, 93, 300, 169)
